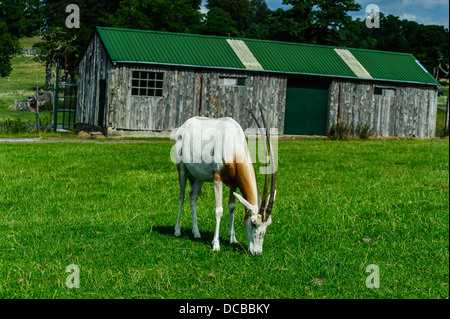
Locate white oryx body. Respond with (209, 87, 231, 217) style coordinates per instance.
(173, 115, 276, 255)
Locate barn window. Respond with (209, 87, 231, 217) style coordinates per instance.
(374, 87, 396, 96)
(131, 71, 164, 97)
(374, 87, 383, 95)
(219, 77, 246, 86)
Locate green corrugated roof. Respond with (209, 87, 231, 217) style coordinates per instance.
(348, 49, 438, 85)
(95, 27, 439, 86)
(244, 40, 356, 78)
(97, 27, 245, 69)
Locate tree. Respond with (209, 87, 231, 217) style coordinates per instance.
(344, 13, 449, 75)
(271, 0, 360, 45)
(201, 7, 239, 36)
(0, 0, 42, 77)
(103, 0, 202, 33)
(313, 0, 361, 45)
(245, 0, 271, 39)
(207, 0, 253, 35)
(35, 27, 77, 87)
(0, 22, 20, 77)
(0, 0, 42, 38)
(266, 8, 305, 43)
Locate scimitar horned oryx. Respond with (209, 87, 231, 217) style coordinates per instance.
(172, 109, 276, 255)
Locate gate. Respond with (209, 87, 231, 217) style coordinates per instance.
(53, 60, 78, 132)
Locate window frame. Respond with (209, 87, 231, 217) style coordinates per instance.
(374, 86, 396, 96)
(131, 70, 164, 97)
(219, 76, 246, 87)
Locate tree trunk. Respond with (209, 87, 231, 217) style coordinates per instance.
(44, 62, 52, 90)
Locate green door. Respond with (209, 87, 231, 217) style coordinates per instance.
(284, 78, 329, 135)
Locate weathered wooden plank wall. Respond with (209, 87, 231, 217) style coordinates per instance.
(328, 80, 437, 137)
(107, 65, 287, 132)
(108, 65, 199, 131)
(77, 33, 111, 127)
(200, 70, 286, 132)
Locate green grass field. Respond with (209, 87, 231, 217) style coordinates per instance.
(0, 55, 50, 125)
(0, 37, 44, 117)
(0, 138, 448, 299)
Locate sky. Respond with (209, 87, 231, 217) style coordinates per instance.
(265, 0, 449, 28)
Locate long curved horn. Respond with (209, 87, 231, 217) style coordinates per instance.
(249, 108, 269, 215)
(265, 128, 276, 216)
(259, 106, 276, 219)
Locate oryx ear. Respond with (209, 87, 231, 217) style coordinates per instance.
(233, 192, 254, 211)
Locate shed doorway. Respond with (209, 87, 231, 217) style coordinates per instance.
(284, 78, 330, 135)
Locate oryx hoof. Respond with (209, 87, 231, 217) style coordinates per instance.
(212, 239, 220, 251)
(192, 230, 201, 239)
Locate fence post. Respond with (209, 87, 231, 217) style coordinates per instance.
(53, 60, 60, 133)
(35, 75, 40, 132)
(445, 92, 449, 134)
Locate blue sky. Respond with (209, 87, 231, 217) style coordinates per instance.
(265, 0, 449, 28)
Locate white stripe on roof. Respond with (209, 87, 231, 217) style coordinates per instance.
(334, 48, 373, 79)
(227, 39, 264, 70)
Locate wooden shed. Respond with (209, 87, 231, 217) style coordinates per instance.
(77, 27, 439, 137)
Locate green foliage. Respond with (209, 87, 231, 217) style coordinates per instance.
(199, 7, 239, 37)
(435, 109, 449, 138)
(207, 0, 252, 34)
(328, 122, 375, 140)
(0, 0, 42, 38)
(0, 115, 53, 134)
(0, 117, 29, 134)
(266, 0, 361, 45)
(1, 0, 448, 81)
(102, 0, 202, 33)
(327, 123, 352, 140)
(32, 41, 44, 48)
(345, 14, 449, 77)
(354, 123, 376, 139)
(0, 0, 42, 77)
(35, 27, 78, 65)
(0, 23, 21, 77)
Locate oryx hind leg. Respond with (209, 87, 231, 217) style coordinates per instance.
(212, 179, 223, 251)
(190, 179, 203, 239)
(174, 163, 187, 237)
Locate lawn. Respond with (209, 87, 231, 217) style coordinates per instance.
(0, 138, 448, 299)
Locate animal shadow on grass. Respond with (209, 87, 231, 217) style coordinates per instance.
(152, 225, 247, 253)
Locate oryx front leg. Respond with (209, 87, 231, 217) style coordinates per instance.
(212, 180, 223, 251)
(189, 179, 203, 239)
(228, 188, 238, 244)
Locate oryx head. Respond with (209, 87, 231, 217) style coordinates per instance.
(234, 107, 276, 255)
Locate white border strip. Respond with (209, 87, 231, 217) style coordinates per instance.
(226, 39, 264, 71)
(334, 48, 373, 79)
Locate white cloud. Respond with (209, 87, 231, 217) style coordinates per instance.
(399, 13, 417, 21)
